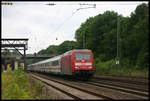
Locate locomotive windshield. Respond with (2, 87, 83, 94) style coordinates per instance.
(75, 54, 91, 60)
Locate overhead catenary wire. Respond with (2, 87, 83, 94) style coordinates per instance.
(51, 9, 79, 35)
(50, 3, 96, 38)
(49, 9, 79, 43)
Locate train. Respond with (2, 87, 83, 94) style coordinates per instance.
(27, 49, 95, 79)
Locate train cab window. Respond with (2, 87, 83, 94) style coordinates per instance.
(75, 54, 91, 60)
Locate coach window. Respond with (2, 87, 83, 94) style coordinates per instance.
(48, 62, 51, 66)
(53, 61, 55, 66)
(46, 63, 48, 67)
(52, 61, 54, 66)
(58, 60, 60, 66)
(56, 60, 59, 66)
(50, 62, 52, 66)
(54, 61, 56, 66)
(50, 62, 51, 66)
(55, 60, 58, 66)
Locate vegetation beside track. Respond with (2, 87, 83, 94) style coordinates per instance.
(2, 67, 47, 100)
(95, 59, 148, 78)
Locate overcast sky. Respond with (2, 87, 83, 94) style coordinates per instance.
(2, 1, 148, 54)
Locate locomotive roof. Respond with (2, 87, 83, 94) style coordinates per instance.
(63, 49, 91, 55)
(70, 49, 91, 52)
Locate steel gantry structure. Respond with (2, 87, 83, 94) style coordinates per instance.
(1, 38, 28, 57)
(1, 38, 28, 70)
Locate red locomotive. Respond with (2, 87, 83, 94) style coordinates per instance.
(27, 49, 95, 79)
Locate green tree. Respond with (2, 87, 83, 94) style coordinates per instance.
(75, 11, 119, 60)
(58, 41, 77, 54)
(122, 3, 149, 68)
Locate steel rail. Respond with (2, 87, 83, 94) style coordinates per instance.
(90, 80, 148, 92)
(93, 76, 148, 85)
(86, 82, 148, 98)
(30, 74, 81, 100)
(32, 72, 113, 100)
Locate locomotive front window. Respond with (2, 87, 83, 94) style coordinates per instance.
(75, 54, 91, 60)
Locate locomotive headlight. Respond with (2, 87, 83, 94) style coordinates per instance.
(88, 66, 92, 68)
(75, 67, 79, 69)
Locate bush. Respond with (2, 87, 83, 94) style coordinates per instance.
(2, 68, 46, 100)
(2, 69, 33, 99)
(136, 49, 149, 69)
(94, 58, 148, 78)
(95, 59, 116, 74)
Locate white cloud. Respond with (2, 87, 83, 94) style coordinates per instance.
(2, 1, 148, 54)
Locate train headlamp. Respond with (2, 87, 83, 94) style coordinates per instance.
(75, 67, 79, 69)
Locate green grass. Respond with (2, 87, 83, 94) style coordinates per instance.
(107, 67, 149, 78)
(95, 59, 149, 78)
(2, 67, 47, 100)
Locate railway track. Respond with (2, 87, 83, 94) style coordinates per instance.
(29, 72, 113, 100)
(86, 81, 148, 99)
(64, 78, 148, 99)
(28, 72, 149, 100)
(83, 76, 148, 99)
(93, 75, 148, 85)
(90, 75, 149, 97)
(90, 79, 148, 92)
